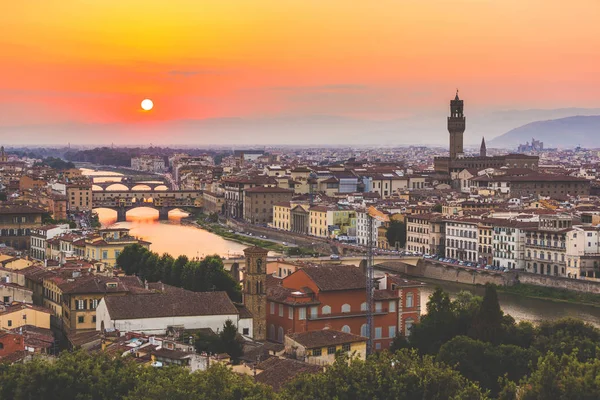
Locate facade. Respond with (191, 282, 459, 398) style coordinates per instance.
(491, 220, 536, 270)
(524, 215, 572, 277)
(356, 210, 381, 246)
(243, 186, 293, 225)
(266, 264, 399, 351)
(130, 155, 166, 173)
(67, 183, 92, 211)
(273, 202, 291, 231)
(0, 204, 45, 249)
(445, 219, 479, 262)
(242, 246, 268, 341)
(378, 274, 423, 336)
(0, 302, 51, 330)
(309, 206, 329, 237)
(30, 224, 70, 261)
(566, 226, 600, 279)
(505, 174, 590, 198)
(223, 176, 272, 219)
(83, 228, 151, 268)
(406, 213, 444, 255)
(477, 220, 494, 265)
(202, 191, 225, 215)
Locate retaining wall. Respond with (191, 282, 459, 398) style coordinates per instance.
(516, 272, 600, 294)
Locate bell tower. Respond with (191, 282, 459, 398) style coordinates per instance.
(243, 246, 268, 341)
(448, 90, 466, 159)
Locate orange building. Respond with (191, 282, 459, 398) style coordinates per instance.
(266, 264, 402, 351)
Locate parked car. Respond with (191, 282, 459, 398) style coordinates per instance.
(330, 254, 340, 260)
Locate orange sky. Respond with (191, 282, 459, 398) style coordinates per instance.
(1, 0, 600, 128)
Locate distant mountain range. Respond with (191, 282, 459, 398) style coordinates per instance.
(488, 115, 600, 149)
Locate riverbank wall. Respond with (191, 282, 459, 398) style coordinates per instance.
(516, 272, 600, 294)
(378, 260, 513, 286)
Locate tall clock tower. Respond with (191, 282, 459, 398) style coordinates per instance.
(448, 91, 466, 159)
(243, 246, 268, 341)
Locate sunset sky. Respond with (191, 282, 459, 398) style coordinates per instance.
(2, 0, 600, 145)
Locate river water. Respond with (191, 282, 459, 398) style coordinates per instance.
(87, 168, 600, 327)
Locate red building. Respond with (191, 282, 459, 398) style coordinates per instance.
(378, 274, 424, 336)
(266, 264, 422, 351)
(0, 331, 25, 362)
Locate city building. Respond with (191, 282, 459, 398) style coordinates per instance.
(242, 246, 268, 341)
(0, 302, 51, 330)
(243, 186, 293, 224)
(66, 182, 92, 212)
(445, 218, 479, 262)
(30, 224, 71, 261)
(130, 155, 166, 173)
(83, 228, 151, 268)
(284, 330, 367, 365)
(491, 219, 536, 270)
(565, 226, 600, 280)
(524, 214, 572, 277)
(0, 204, 45, 249)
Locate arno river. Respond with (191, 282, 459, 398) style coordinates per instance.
(85, 168, 600, 327)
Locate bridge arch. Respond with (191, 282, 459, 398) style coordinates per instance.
(131, 184, 152, 191)
(105, 183, 129, 191)
(154, 185, 168, 191)
(92, 184, 104, 191)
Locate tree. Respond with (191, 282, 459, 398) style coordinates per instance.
(386, 220, 407, 249)
(469, 284, 504, 344)
(219, 319, 243, 363)
(532, 318, 600, 362)
(408, 287, 457, 354)
(281, 349, 487, 400)
(433, 203, 443, 213)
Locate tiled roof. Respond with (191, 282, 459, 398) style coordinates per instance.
(54, 276, 131, 294)
(287, 329, 366, 349)
(103, 291, 238, 320)
(299, 265, 365, 291)
(244, 186, 293, 194)
(255, 358, 322, 391)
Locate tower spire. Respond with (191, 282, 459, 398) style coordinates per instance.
(448, 91, 466, 159)
(480, 137, 487, 157)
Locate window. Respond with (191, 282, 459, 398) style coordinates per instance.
(361, 324, 368, 337)
(7, 320, 12, 327)
(389, 300, 396, 313)
(322, 305, 331, 315)
(310, 306, 318, 318)
(278, 304, 283, 317)
(326, 346, 336, 355)
(270, 302, 275, 314)
(375, 327, 382, 339)
(288, 307, 293, 320)
(375, 302, 382, 312)
(102, 250, 108, 259)
(78, 316, 84, 324)
(360, 302, 367, 311)
(312, 348, 322, 356)
(243, 328, 249, 335)
(341, 304, 351, 313)
(341, 325, 351, 333)
(277, 327, 284, 342)
(406, 293, 414, 308)
(389, 326, 396, 338)
(0, 343, 3, 349)
(376, 343, 381, 350)
(92, 316, 96, 323)
(91, 299, 99, 309)
(405, 319, 414, 336)
(77, 300, 85, 310)
(298, 308, 306, 320)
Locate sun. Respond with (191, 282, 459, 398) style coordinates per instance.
(141, 99, 154, 111)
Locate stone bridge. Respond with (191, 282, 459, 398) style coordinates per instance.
(92, 181, 169, 191)
(92, 190, 202, 221)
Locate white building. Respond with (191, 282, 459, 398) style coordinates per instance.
(566, 226, 600, 279)
(445, 219, 479, 262)
(491, 220, 536, 270)
(356, 210, 381, 246)
(96, 291, 254, 338)
(130, 155, 166, 173)
(30, 224, 70, 261)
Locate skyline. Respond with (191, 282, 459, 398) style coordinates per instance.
(2, 1, 600, 145)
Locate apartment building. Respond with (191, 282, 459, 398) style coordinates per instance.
(445, 219, 479, 262)
(66, 183, 92, 212)
(243, 186, 293, 225)
(491, 219, 536, 270)
(524, 214, 572, 277)
(565, 226, 600, 279)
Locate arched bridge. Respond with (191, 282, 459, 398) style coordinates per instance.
(92, 181, 169, 191)
(92, 190, 202, 221)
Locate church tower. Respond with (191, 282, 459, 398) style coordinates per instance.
(480, 137, 487, 157)
(243, 246, 268, 341)
(448, 91, 466, 159)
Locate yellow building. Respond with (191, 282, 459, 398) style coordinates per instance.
(84, 228, 151, 267)
(309, 206, 329, 237)
(272, 202, 291, 231)
(284, 330, 367, 365)
(66, 182, 92, 211)
(0, 302, 51, 330)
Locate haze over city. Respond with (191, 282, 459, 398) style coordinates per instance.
(3, 0, 600, 145)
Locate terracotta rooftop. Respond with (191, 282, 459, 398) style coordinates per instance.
(287, 329, 366, 349)
(297, 265, 366, 292)
(255, 357, 322, 392)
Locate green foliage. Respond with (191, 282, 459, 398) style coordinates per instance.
(438, 336, 539, 396)
(532, 318, 600, 362)
(35, 156, 76, 170)
(116, 245, 241, 301)
(432, 203, 443, 213)
(0, 351, 274, 400)
(498, 282, 600, 306)
(385, 220, 407, 249)
(280, 350, 488, 400)
(42, 213, 76, 228)
(469, 284, 505, 344)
